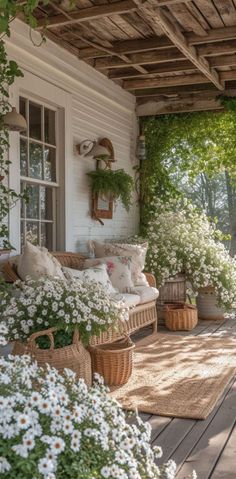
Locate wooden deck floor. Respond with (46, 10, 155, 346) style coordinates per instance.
(132, 317, 236, 479)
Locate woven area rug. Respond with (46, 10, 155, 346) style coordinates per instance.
(110, 333, 236, 420)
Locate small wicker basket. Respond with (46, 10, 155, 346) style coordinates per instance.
(12, 328, 92, 386)
(89, 336, 135, 386)
(164, 302, 198, 331)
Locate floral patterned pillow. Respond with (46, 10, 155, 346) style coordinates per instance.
(84, 256, 134, 293)
(90, 241, 149, 287)
(62, 264, 117, 295)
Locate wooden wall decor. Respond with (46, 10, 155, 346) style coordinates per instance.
(91, 138, 115, 224)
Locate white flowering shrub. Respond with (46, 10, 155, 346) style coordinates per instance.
(0, 355, 185, 479)
(1, 277, 128, 347)
(146, 197, 236, 310)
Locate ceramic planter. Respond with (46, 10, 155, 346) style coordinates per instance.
(196, 286, 224, 320)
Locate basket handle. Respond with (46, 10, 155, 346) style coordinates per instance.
(28, 327, 80, 350)
(28, 327, 56, 350)
(124, 334, 134, 347)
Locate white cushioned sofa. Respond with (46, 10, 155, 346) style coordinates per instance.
(3, 251, 158, 346)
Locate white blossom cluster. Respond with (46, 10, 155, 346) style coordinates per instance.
(0, 355, 190, 479)
(1, 276, 128, 346)
(146, 197, 236, 310)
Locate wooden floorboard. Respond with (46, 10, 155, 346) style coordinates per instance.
(133, 316, 236, 479)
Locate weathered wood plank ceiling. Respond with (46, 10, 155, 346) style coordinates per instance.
(31, 0, 236, 115)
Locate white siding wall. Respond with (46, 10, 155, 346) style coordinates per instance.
(5, 20, 139, 254)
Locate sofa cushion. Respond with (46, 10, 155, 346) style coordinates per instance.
(90, 240, 149, 287)
(84, 256, 134, 293)
(17, 242, 64, 281)
(130, 285, 159, 305)
(62, 264, 117, 294)
(110, 293, 140, 308)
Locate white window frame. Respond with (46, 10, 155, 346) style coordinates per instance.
(20, 95, 59, 250)
(8, 70, 73, 253)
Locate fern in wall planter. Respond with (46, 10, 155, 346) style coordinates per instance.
(87, 168, 134, 211)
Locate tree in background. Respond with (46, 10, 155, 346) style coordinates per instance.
(141, 111, 236, 255)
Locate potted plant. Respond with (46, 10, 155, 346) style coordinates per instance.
(87, 168, 134, 211)
(1, 276, 128, 379)
(144, 197, 236, 315)
(0, 353, 188, 479)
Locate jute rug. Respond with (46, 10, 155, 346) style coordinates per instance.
(110, 333, 236, 420)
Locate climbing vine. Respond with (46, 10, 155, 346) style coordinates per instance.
(0, 0, 59, 249)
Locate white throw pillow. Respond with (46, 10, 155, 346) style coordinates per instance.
(84, 256, 134, 293)
(110, 293, 140, 308)
(62, 264, 117, 295)
(17, 242, 64, 280)
(130, 285, 159, 305)
(90, 240, 149, 287)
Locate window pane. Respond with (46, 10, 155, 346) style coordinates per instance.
(26, 222, 39, 245)
(41, 187, 53, 220)
(26, 184, 39, 219)
(45, 108, 56, 145)
(20, 138, 28, 176)
(41, 223, 53, 250)
(29, 142, 43, 179)
(29, 102, 42, 140)
(20, 97, 27, 122)
(44, 147, 56, 181)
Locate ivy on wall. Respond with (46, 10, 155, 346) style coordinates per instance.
(0, 0, 72, 249)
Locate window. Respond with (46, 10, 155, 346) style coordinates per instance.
(20, 97, 58, 250)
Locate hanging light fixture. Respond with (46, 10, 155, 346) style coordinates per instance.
(137, 133, 146, 161)
(3, 107, 27, 132)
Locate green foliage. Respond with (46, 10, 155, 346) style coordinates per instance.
(218, 95, 236, 112)
(140, 111, 236, 234)
(87, 168, 134, 211)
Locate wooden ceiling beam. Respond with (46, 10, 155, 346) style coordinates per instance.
(124, 73, 212, 90)
(95, 49, 185, 69)
(138, 5, 223, 90)
(136, 97, 224, 116)
(79, 26, 236, 59)
(36, 0, 139, 29)
(123, 71, 236, 90)
(108, 54, 236, 80)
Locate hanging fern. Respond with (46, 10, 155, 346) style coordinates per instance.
(87, 168, 134, 212)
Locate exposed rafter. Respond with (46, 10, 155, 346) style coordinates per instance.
(138, 4, 224, 90)
(36, 0, 139, 29)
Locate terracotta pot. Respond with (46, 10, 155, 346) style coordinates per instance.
(196, 287, 224, 320)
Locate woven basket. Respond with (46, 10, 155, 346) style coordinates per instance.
(89, 336, 135, 386)
(164, 302, 198, 331)
(12, 328, 92, 386)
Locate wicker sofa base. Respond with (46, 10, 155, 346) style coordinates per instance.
(90, 300, 157, 346)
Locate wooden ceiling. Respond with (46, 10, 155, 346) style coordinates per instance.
(32, 0, 236, 115)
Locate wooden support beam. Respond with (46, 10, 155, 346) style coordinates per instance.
(108, 54, 236, 80)
(136, 97, 224, 116)
(95, 39, 236, 70)
(37, 0, 138, 29)
(124, 73, 211, 90)
(95, 49, 185, 69)
(124, 71, 236, 91)
(112, 26, 236, 56)
(139, 5, 223, 90)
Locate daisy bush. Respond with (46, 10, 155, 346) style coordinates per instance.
(145, 196, 236, 310)
(1, 277, 128, 347)
(0, 354, 192, 479)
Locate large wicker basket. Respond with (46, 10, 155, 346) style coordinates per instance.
(164, 302, 198, 331)
(89, 336, 135, 386)
(12, 328, 92, 386)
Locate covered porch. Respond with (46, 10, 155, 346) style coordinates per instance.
(1, 2, 236, 478)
